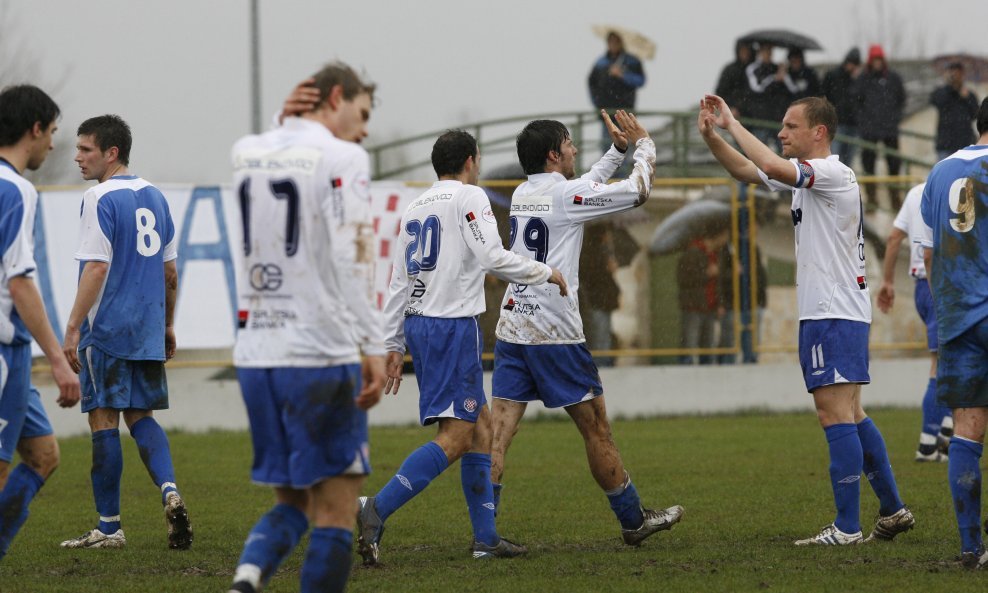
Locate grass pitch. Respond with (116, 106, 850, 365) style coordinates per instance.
(0, 408, 972, 592)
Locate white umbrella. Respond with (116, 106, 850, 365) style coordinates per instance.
(591, 25, 656, 60)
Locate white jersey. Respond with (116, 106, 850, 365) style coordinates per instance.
(496, 140, 656, 344)
(892, 182, 928, 279)
(232, 117, 384, 367)
(0, 161, 38, 345)
(383, 180, 551, 353)
(759, 155, 871, 322)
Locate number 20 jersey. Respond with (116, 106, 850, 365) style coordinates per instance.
(496, 140, 656, 345)
(232, 117, 384, 367)
(75, 175, 177, 360)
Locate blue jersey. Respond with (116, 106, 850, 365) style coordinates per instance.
(0, 159, 39, 346)
(75, 175, 177, 360)
(920, 145, 988, 342)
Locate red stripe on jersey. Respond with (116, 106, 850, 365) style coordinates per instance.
(380, 239, 390, 258)
(386, 194, 399, 212)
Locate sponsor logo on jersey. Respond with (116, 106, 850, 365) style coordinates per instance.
(233, 147, 321, 174)
(237, 309, 249, 329)
(797, 161, 815, 188)
(466, 215, 486, 244)
(589, 181, 605, 192)
(856, 275, 867, 290)
(507, 301, 541, 316)
(331, 177, 343, 188)
(510, 195, 552, 216)
(503, 297, 516, 311)
(573, 195, 584, 205)
(409, 192, 453, 211)
(247, 308, 297, 330)
(249, 263, 284, 291)
(575, 196, 615, 207)
(482, 205, 496, 223)
(463, 398, 478, 413)
(411, 278, 427, 299)
(465, 212, 476, 222)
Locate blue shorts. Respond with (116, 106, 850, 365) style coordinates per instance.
(492, 340, 603, 408)
(937, 316, 988, 409)
(80, 346, 168, 413)
(798, 319, 870, 393)
(237, 364, 369, 488)
(0, 344, 51, 463)
(404, 316, 485, 426)
(914, 278, 937, 352)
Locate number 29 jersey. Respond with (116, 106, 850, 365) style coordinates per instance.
(232, 117, 384, 367)
(496, 140, 656, 345)
(75, 175, 177, 360)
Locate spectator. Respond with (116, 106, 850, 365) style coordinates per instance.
(579, 223, 622, 367)
(854, 44, 906, 211)
(781, 49, 821, 102)
(588, 31, 646, 154)
(677, 230, 729, 364)
(822, 47, 863, 165)
(745, 43, 788, 148)
(715, 41, 755, 118)
(717, 243, 768, 364)
(931, 62, 980, 160)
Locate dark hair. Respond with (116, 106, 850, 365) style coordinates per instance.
(791, 97, 838, 142)
(977, 97, 988, 136)
(431, 130, 477, 177)
(78, 114, 132, 166)
(0, 85, 60, 147)
(947, 61, 965, 71)
(312, 61, 376, 106)
(516, 120, 570, 175)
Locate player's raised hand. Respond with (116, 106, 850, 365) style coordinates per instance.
(697, 99, 716, 137)
(357, 354, 387, 410)
(613, 110, 649, 147)
(548, 268, 568, 297)
(279, 77, 321, 124)
(877, 282, 895, 313)
(52, 354, 80, 408)
(601, 109, 629, 152)
(383, 351, 405, 396)
(702, 95, 736, 129)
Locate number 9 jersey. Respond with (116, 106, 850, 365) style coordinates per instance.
(232, 118, 385, 367)
(75, 175, 177, 360)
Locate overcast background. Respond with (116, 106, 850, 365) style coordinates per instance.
(4, 0, 987, 184)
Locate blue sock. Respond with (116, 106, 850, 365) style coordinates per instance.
(920, 378, 942, 439)
(92, 429, 123, 534)
(492, 482, 502, 517)
(299, 527, 353, 593)
(130, 417, 178, 503)
(948, 436, 983, 554)
(0, 464, 45, 559)
(374, 441, 448, 521)
(857, 417, 904, 516)
(460, 453, 498, 546)
(234, 503, 309, 588)
(606, 473, 645, 530)
(824, 423, 862, 534)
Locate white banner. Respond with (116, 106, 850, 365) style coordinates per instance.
(34, 182, 420, 352)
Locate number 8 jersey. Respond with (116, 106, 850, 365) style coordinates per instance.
(75, 175, 177, 360)
(496, 140, 655, 345)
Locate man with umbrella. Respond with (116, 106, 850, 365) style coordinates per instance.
(697, 92, 915, 546)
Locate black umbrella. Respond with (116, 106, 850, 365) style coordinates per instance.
(649, 200, 731, 256)
(738, 29, 822, 51)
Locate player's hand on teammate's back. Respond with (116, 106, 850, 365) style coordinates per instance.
(877, 283, 895, 313)
(52, 354, 81, 408)
(357, 355, 387, 410)
(279, 77, 321, 123)
(548, 268, 568, 297)
(165, 327, 177, 360)
(601, 109, 629, 152)
(612, 110, 649, 148)
(383, 351, 404, 396)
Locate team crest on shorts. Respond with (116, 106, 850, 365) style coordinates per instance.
(463, 398, 478, 413)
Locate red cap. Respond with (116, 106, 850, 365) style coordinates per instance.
(867, 44, 885, 62)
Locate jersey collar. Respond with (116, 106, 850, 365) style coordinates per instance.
(0, 157, 17, 173)
(110, 175, 138, 180)
(432, 179, 463, 188)
(527, 172, 566, 183)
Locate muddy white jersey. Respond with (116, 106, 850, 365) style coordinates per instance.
(496, 139, 656, 344)
(383, 180, 551, 353)
(758, 155, 871, 322)
(892, 182, 928, 279)
(232, 117, 384, 367)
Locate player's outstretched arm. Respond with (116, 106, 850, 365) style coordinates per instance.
(697, 97, 762, 184)
(357, 355, 386, 410)
(9, 277, 80, 408)
(704, 94, 795, 185)
(877, 227, 906, 313)
(601, 109, 630, 152)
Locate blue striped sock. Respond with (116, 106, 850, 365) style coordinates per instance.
(461, 453, 498, 546)
(130, 417, 178, 504)
(234, 503, 309, 589)
(949, 436, 983, 554)
(299, 527, 353, 593)
(824, 423, 862, 534)
(606, 474, 645, 530)
(858, 417, 904, 516)
(374, 441, 448, 521)
(0, 464, 45, 559)
(92, 429, 123, 534)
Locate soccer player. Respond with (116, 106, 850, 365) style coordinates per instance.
(0, 85, 81, 561)
(357, 130, 567, 565)
(228, 62, 386, 593)
(698, 94, 914, 545)
(919, 97, 988, 568)
(877, 181, 952, 462)
(490, 110, 684, 547)
(59, 115, 191, 551)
